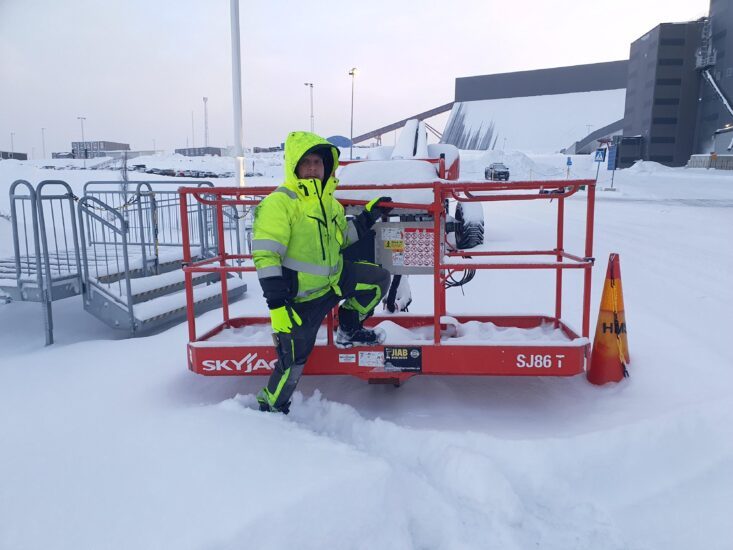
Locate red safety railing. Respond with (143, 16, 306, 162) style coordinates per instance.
(178, 179, 595, 381)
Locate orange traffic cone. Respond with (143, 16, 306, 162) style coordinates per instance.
(587, 253, 630, 385)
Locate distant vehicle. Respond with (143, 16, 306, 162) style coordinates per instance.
(159, 169, 176, 177)
(485, 162, 510, 181)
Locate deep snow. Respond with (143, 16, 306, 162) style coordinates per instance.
(0, 152, 732, 549)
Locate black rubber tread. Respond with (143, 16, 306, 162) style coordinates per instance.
(454, 202, 484, 249)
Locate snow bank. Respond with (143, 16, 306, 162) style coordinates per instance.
(444, 88, 626, 153)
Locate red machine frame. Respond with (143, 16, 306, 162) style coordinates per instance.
(179, 179, 596, 384)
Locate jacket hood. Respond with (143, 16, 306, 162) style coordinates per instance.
(283, 131, 340, 193)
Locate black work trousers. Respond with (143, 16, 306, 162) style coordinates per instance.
(264, 260, 390, 409)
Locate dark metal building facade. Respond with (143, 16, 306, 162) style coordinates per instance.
(174, 147, 224, 157)
(0, 151, 28, 160)
(694, 0, 733, 152)
(71, 140, 130, 159)
(622, 21, 704, 167)
(455, 61, 629, 102)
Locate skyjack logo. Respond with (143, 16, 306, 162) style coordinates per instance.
(201, 353, 276, 373)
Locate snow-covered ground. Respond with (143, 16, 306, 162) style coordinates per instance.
(0, 152, 732, 549)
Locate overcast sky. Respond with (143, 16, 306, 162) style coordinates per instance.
(0, 0, 710, 156)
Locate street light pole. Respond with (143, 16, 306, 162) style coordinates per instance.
(10, 132, 14, 155)
(304, 82, 314, 132)
(77, 116, 86, 168)
(348, 67, 357, 160)
(230, 0, 245, 187)
(41, 127, 46, 159)
(191, 110, 195, 148)
(203, 97, 209, 148)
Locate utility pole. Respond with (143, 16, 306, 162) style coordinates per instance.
(203, 96, 209, 148)
(304, 82, 314, 132)
(191, 110, 195, 148)
(230, 0, 245, 186)
(41, 127, 46, 158)
(77, 116, 86, 168)
(10, 132, 14, 154)
(348, 67, 357, 159)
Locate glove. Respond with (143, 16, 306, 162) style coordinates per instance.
(269, 305, 302, 333)
(364, 196, 393, 223)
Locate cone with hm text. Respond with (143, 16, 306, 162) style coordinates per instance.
(587, 253, 630, 385)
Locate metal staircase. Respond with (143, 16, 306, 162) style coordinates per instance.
(2, 179, 249, 344)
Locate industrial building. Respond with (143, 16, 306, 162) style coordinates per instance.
(358, 0, 731, 168)
(620, 0, 733, 166)
(694, 0, 733, 152)
(621, 21, 705, 167)
(71, 140, 130, 159)
(174, 147, 224, 157)
(0, 151, 28, 160)
(441, 61, 628, 153)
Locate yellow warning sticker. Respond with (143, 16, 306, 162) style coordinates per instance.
(384, 240, 405, 251)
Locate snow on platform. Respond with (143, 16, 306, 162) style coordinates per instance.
(193, 317, 585, 347)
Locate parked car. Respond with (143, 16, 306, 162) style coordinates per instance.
(485, 162, 510, 181)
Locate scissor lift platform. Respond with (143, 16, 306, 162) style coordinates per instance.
(179, 179, 596, 383)
(188, 314, 588, 384)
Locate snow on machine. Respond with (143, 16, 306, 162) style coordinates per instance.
(335, 120, 482, 313)
(179, 133, 597, 384)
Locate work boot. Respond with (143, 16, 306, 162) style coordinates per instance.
(256, 389, 290, 414)
(336, 325, 385, 347)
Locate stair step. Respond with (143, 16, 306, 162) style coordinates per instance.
(133, 278, 247, 322)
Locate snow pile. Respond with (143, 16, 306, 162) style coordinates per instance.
(459, 149, 599, 181)
(625, 160, 677, 174)
(444, 88, 626, 153)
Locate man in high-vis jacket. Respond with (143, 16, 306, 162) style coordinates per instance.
(253, 131, 392, 413)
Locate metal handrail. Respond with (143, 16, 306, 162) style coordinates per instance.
(77, 195, 135, 331)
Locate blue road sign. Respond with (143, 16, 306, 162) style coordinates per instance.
(607, 145, 618, 171)
(594, 148, 606, 162)
(566, 156, 573, 166)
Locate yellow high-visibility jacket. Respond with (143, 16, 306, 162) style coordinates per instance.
(252, 132, 360, 308)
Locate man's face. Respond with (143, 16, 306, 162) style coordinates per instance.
(296, 153, 325, 181)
